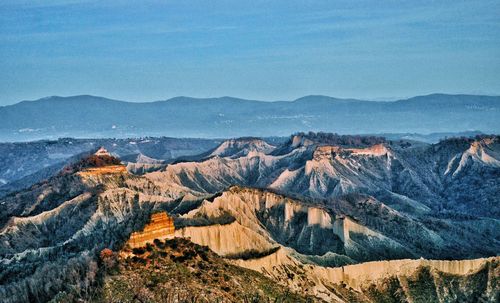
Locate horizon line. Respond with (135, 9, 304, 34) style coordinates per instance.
(4, 92, 500, 107)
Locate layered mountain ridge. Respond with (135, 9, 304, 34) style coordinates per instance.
(147, 134, 500, 217)
(0, 133, 499, 302)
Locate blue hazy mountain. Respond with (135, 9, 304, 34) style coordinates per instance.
(0, 94, 499, 141)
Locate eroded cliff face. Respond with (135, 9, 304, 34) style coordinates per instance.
(126, 212, 175, 249)
(0, 158, 181, 302)
(169, 185, 500, 301)
(172, 185, 496, 265)
(144, 138, 412, 201)
(142, 135, 500, 220)
(174, 221, 275, 256)
(208, 138, 276, 158)
(444, 137, 500, 177)
(233, 247, 499, 302)
(176, 187, 411, 262)
(1, 135, 499, 302)
(77, 165, 128, 178)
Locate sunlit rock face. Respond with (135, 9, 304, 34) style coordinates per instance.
(207, 138, 276, 158)
(233, 247, 499, 302)
(77, 165, 128, 178)
(146, 135, 500, 218)
(176, 187, 410, 260)
(1, 134, 499, 302)
(94, 147, 111, 157)
(126, 212, 175, 249)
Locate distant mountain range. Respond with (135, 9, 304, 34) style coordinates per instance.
(0, 94, 499, 141)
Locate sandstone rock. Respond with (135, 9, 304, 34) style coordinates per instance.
(127, 212, 175, 249)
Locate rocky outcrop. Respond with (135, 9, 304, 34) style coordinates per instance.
(0, 137, 220, 197)
(147, 139, 400, 200)
(208, 138, 275, 158)
(178, 187, 412, 261)
(444, 137, 500, 177)
(312, 144, 390, 161)
(94, 147, 111, 157)
(126, 212, 175, 249)
(145, 135, 500, 220)
(77, 165, 127, 178)
(175, 221, 275, 256)
(63, 147, 126, 178)
(1, 134, 499, 302)
(124, 153, 166, 175)
(233, 247, 499, 302)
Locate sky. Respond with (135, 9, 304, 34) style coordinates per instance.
(0, 0, 499, 105)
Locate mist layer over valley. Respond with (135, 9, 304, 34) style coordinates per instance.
(1, 94, 499, 141)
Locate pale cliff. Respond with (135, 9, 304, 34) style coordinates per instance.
(175, 221, 275, 256)
(233, 247, 499, 302)
(126, 212, 175, 249)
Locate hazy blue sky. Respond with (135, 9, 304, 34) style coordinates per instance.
(1, 0, 499, 105)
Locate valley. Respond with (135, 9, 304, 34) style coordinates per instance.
(0, 133, 499, 302)
(3, 1, 499, 301)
